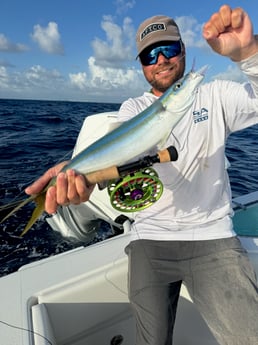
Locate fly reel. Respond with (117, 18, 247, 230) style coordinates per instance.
(107, 167, 163, 212)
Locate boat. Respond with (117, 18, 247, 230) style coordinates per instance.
(0, 112, 257, 345)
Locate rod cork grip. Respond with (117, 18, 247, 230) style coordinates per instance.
(85, 166, 120, 184)
(158, 146, 178, 163)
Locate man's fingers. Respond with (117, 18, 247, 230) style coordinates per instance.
(56, 172, 69, 205)
(25, 160, 69, 195)
(55, 170, 94, 208)
(202, 5, 245, 40)
(75, 174, 95, 202)
(210, 13, 225, 35)
(25, 171, 52, 195)
(231, 8, 244, 29)
(26, 164, 95, 213)
(67, 169, 81, 204)
(45, 186, 58, 214)
(220, 4, 232, 28)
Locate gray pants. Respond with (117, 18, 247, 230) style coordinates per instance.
(125, 237, 258, 345)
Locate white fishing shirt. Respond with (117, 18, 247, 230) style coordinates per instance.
(118, 53, 258, 241)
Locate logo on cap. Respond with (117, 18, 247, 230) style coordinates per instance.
(140, 23, 166, 41)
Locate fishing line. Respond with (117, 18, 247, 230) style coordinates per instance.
(0, 319, 53, 345)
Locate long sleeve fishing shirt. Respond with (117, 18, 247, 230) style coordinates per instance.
(118, 53, 258, 241)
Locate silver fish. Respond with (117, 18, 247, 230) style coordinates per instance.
(0, 67, 205, 235)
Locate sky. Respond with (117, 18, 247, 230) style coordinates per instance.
(0, 0, 257, 103)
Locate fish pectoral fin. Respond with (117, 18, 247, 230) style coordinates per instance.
(20, 193, 46, 237)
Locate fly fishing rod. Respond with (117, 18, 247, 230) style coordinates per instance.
(85, 146, 178, 212)
(0, 146, 178, 234)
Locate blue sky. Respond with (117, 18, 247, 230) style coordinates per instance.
(0, 0, 256, 103)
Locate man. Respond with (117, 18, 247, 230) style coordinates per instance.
(26, 4, 258, 345)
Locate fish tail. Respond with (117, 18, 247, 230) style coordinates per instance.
(0, 195, 36, 224)
(0, 192, 46, 237)
(19, 193, 46, 237)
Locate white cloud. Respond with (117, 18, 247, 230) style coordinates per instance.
(92, 16, 135, 68)
(69, 72, 88, 90)
(0, 66, 9, 88)
(88, 56, 142, 88)
(31, 22, 64, 55)
(0, 64, 68, 99)
(3, 13, 242, 102)
(69, 56, 147, 101)
(0, 57, 146, 102)
(176, 16, 207, 49)
(115, 0, 136, 15)
(25, 65, 63, 84)
(0, 14, 143, 101)
(212, 65, 247, 83)
(0, 33, 28, 52)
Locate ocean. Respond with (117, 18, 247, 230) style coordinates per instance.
(0, 98, 258, 277)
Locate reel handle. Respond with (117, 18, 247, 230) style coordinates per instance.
(84, 146, 177, 185)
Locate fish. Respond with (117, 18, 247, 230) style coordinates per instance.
(0, 66, 205, 236)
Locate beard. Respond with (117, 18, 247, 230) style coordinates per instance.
(145, 56, 186, 94)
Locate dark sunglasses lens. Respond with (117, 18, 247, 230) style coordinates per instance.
(140, 41, 182, 66)
(162, 43, 182, 59)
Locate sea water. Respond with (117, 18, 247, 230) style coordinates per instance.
(0, 98, 258, 276)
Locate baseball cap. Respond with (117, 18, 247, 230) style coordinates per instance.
(136, 15, 181, 57)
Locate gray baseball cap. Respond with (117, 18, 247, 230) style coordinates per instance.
(136, 15, 181, 57)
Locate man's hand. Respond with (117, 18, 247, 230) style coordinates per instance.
(203, 4, 258, 61)
(25, 161, 95, 214)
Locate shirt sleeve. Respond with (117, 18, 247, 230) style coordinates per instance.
(117, 98, 141, 122)
(201, 53, 258, 134)
(236, 52, 258, 97)
(118, 92, 158, 122)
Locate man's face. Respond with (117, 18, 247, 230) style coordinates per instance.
(139, 41, 186, 96)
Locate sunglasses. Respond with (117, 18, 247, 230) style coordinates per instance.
(139, 41, 182, 66)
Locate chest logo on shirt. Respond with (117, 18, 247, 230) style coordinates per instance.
(193, 108, 208, 124)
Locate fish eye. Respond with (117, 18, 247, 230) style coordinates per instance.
(173, 82, 182, 91)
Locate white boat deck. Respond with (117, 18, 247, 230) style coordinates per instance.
(0, 231, 223, 345)
(0, 226, 257, 345)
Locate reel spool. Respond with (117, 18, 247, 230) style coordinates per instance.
(107, 167, 163, 212)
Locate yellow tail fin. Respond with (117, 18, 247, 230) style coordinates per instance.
(0, 192, 46, 237)
(19, 193, 46, 237)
